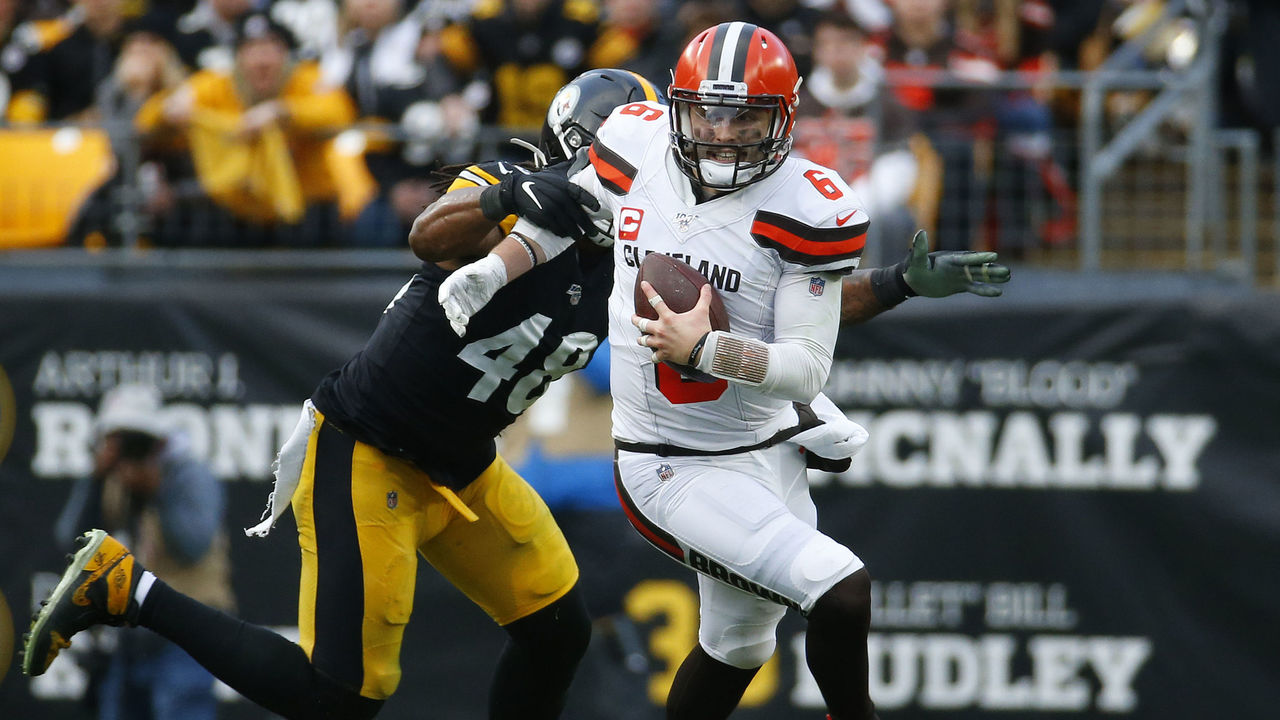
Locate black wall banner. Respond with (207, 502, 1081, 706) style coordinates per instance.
(1, 274, 1278, 720)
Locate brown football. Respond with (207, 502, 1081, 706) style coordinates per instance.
(635, 252, 730, 382)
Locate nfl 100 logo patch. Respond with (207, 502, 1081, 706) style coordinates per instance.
(656, 463, 674, 481)
(809, 277, 826, 297)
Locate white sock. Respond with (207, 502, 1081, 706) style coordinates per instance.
(134, 570, 157, 608)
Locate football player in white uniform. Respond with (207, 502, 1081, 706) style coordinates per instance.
(441, 24, 889, 720)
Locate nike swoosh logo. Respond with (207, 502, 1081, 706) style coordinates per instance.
(836, 210, 857, 226)
(521, 182, 544, 210)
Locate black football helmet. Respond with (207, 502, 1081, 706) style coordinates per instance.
(536, 69, 667, 166)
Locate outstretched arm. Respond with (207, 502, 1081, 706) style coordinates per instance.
(840, 230, 1012, 325)
(839, 271, 889, 325)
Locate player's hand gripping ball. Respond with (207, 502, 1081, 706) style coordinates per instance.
(634, 252, 730, 382)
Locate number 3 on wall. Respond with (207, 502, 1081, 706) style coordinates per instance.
(624, 579, 778, 707)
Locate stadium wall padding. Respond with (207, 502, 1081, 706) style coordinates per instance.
(1, 273, 1277, 719)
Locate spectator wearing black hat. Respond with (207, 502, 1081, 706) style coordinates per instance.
(135, 11, 364, 247)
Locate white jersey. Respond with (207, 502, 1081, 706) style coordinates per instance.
(573, 101, 869, 450)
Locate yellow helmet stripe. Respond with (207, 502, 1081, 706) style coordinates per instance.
(625, 70, 659, 102)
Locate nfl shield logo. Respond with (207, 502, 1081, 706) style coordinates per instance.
(809, 277, 826, 297)
(657, 463, 675, 481)
(386, 491, 398, 509)
(567, 284, 582, 305)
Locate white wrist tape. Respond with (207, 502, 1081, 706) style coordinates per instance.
(512, 216, 574, 259)
(696, 331, 770, 386)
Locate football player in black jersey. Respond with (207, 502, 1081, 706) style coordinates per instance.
(22, 68, 665, 720)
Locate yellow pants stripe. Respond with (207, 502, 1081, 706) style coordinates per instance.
(291, 409, 579, 699)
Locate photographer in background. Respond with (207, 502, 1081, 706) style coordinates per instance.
(55, 382, 234, 720)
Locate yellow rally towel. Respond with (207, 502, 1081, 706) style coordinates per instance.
(325, 136, 376, 223)
(187, 112, 305, 224)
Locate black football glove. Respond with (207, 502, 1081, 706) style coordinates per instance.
(479, 163, 601, 241)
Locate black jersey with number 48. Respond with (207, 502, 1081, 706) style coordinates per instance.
(311, 163, 611, 489)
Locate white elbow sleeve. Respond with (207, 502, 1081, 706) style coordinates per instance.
(693, 331, 830, 402)
(757, 339, 832, 401)
(694, 271, 841, 402)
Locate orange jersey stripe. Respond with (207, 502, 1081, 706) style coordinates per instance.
(750, 217, 866, 260)
(589, 143, 635, 194)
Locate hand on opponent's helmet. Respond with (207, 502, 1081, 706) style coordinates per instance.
(486, 68, 665, 243)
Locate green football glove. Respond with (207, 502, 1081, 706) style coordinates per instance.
(900, 230, 1011, 298)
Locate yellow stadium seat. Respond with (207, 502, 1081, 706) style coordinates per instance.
(0, 128, 114, 248)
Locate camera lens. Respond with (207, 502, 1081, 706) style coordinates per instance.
(115, 430, 160, 460)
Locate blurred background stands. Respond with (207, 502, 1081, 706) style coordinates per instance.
(0, 0, 1274, 287)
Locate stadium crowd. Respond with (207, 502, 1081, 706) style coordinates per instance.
(0, 0, 1274, 251)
